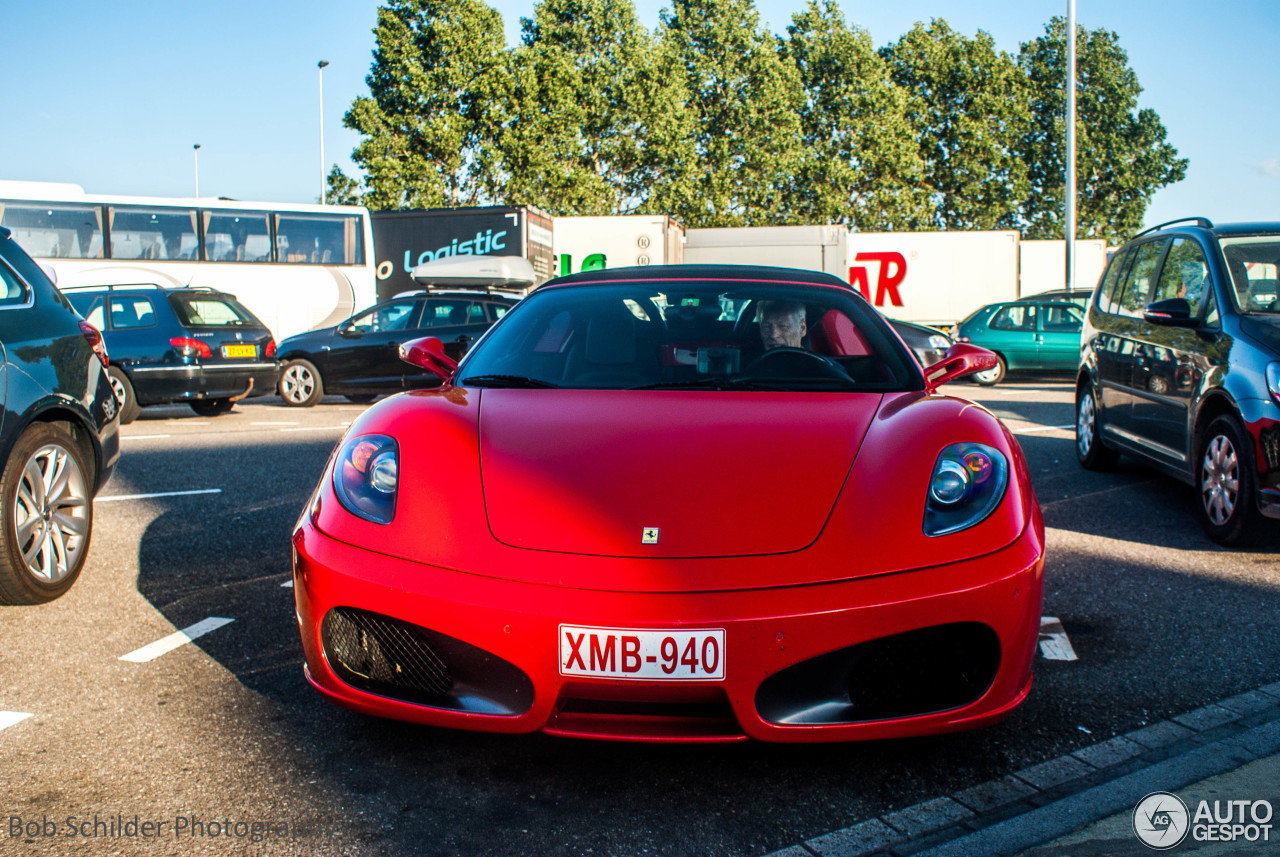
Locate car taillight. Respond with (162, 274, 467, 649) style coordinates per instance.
(79, 321, 109, 367)
(265, 339, 277, 358)
(170, 337, 212, 358)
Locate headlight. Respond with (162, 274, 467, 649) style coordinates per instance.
(924, 443, 1008, 536)
(333, 434, 399, 524)
(1267, 363, 1280, 406)
(928, 334, 952, 350)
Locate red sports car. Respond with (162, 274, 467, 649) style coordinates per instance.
(293, 265, 1045, 743)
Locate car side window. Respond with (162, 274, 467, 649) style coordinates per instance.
(1152, 239, 1212, 314)
(1096, 248, 1130, 315)
(421, 300, 478, 328)
(1042, 304, 1083, 332)
(490, 303, 510, 321)
(990, 305, 1036, 331)
(1113, 239, 1168, 317)
(0, 259, 31, 306)
(351, 301, 417, 333)
(108, 296, 157, 329)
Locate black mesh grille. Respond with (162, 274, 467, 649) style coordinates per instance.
(323, 607, 452, 696)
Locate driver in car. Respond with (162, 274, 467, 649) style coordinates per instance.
(757, 300, 807, 350)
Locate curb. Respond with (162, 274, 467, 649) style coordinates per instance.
(766, 680, 1280, 857)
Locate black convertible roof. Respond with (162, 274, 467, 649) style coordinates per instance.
(543, 264, 853, 290)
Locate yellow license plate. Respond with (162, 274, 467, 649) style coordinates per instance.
(222, 344, 256, 358)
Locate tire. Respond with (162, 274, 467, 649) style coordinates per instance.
(279, 359, 324, 407)
(0, 423, 93, 604)
(189, 398, 235, 417)
(344, 394, 377, 405)
(1197, 415, 1264, 546)
(1076, 386, 1119, 470)
(107, 365, 141, 425)
(972, 354, 1006, 386)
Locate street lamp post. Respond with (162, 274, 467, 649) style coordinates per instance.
(193, 143, 202, 198)
(318, 60, 329, 205)
(1065, 0, 1077, 291)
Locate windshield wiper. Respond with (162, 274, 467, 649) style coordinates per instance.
(460, 374, 561, 389)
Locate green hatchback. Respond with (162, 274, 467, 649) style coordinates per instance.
(953, 299, 1084, 385)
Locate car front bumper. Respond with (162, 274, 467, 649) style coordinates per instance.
(293, 513, 1044, 743)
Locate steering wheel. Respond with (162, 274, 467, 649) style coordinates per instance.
(742, 347, 851, 381)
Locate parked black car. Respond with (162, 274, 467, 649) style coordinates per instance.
(0, 227, 119, 603)
(1076, 217, 1280, 545)
(276, 290, 518, 406)
(63, 285, 278, 423)
(887, 318, 954, 369)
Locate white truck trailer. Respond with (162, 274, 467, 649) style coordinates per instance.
(1018, 239, 1109, 296)
(552, 215, 685, 277)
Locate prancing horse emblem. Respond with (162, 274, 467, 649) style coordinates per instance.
(641, 527, 660, 545)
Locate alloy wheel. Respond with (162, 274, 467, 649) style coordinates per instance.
(13, 443, 89, 584)
(1201, 434, 1239, 527)
(1077, 392, 1096, 458)
(282, 364, 315, 404)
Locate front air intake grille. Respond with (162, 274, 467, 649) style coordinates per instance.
(323, 607, 452, 696)
(320, 606, 534, 715)
(755, 622, 1001, 725)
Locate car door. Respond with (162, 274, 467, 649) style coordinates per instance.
(325, 299, 423, 392)
(1035, 302, 1084, 369)
(1127, 237, 1216, 466)
(984, 304, 1039, 369)
(1092, 238, 1168, 438)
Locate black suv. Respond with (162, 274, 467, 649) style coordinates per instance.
(1076, 217, 1280, 545)
(63, 285, 278, 423)
(275, 290, 517, 406)
(0, 227, 119, 603)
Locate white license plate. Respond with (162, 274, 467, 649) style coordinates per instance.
(558, 625, 725, 680)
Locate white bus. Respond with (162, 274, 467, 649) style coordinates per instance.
(0, 180, 375, 340)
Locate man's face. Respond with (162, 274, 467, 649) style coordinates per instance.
(759, 309, 806, 349)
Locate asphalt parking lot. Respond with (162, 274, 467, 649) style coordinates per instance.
(2, 380, 1278, 856)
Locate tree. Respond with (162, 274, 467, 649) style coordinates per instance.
(343, 0, 509, 210)
(325, 166, 364, 205)
(781, 0, 931, 230)
(1017, 18, 1187, 244)
(881, 20, 1032, 231)
(490, 0, 694, 215)
(657, 0, 806, 227)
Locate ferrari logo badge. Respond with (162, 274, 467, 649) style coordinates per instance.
(641, 527, 660, 545)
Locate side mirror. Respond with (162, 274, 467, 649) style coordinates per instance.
(923, 343, 999, 392)
(1143, 298, 1197, 327)
(399, 335, 458, 382)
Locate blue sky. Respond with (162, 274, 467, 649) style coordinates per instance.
(2, 0, 1276, 231)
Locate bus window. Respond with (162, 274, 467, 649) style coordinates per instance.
(109, 207, 198, 261)
(0, 202, 104, 259)
(275, 213, 365, 265)
(203, 211, 271, 263)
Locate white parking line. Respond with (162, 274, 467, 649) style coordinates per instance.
(1039, 616, 1078, 661)
(280, 424, 351, 433)
(999, 389, 1041, 396)
(0, 711, 33, 731)
(95, 489, 222, 503)
(252, 421, 299, 426)
(1012, 424, 1074, 434)
(120, 617, 235, 663)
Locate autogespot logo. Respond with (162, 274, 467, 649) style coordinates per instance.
(1134, 792, 1190, 849)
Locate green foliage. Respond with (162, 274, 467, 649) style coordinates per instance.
(344, 0, 509, 210)
(657, 0, 806, 226)
(489, 0, 695, 215)
(782, 0, 931, 230)
(1017, 17, 1188, 244)
(881, 19, 1033, 231)
(341, 2, 1188, 236)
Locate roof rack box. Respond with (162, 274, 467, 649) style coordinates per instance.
(410, 255, 537, 293)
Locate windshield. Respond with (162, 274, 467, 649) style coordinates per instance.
(1220, 237, 1280, 313)
(454, 281, 920, 392)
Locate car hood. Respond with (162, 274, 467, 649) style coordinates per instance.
(478, 390, 879, 558)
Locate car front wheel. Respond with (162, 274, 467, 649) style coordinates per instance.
(0, 423, 93, 604)
(1076, 386, 1118, 470)
(972, 354, 1006, 386)
(107, 366, 141, 425)
(279, 359, 324, 407)
(1198, 415, 1263, 546)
